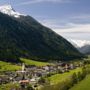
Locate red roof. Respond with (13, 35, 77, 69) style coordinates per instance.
(19, 80, 29, 83)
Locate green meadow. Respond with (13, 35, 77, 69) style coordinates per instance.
(0, 57, 84, 72)
(20, 58, 50, 66)
(49, 68, 82, 85)
(0, 58, 50, 71)
(0, 61, 21, 71)
(0, 83, 20, 90)
(70, 75, 90, 90)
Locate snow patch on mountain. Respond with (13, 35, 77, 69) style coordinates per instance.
(0, 5, 24, 18)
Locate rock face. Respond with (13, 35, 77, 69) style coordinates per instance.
(0, 5, 83, 62)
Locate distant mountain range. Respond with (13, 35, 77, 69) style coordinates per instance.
(0, 5, 83, 62)
(69, 39, 90, 55)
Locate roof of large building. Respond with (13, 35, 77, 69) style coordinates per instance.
(19, 80, 29, 83)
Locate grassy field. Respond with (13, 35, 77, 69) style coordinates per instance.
(70, 75, 90, 90)
(21, 58, 50, 66)
(0, 61, 21, 71)
(49, 68, 82, 85)
(0, 58, 50, 71)
(0, 83, 20, 90)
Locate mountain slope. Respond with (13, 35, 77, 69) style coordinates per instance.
(0, 6, 83, 62)
(69, 39, 90, 55)
(69, 39, 90, 48)
(78, 45, 90, 54)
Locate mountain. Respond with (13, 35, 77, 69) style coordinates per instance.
(0, 5, 22, 18)
(0, 5, 83, 62)
(69, 39, 90, 54)
(78, 45, 90, 55)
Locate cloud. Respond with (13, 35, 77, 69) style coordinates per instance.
(18, 0, 72, 5)
(53, 23, 90, 40)
(38, 18, 90, 40)
(54, 23, 90, 33)
(71, 14, 90, 19)
(69, 14, 90, 24)
(38, 19, 74, 29)
(37, 14, 90, 34)
(34, 14, 90, 40)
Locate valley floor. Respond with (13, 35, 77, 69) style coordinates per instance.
(0, 57, 90, 90)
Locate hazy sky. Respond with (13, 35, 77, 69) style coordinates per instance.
(0, 0, 90, 40)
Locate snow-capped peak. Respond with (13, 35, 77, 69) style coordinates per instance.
(69, 39, 90, 48)
(0, 5, 22, 18)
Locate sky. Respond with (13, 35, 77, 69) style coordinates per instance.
(0, 0, 90, 41)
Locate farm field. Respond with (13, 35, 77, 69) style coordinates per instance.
(70, 75, 90, 90)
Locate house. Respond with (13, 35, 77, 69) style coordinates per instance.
(19, 79, 29, 84)
(19, 79, 29, 88)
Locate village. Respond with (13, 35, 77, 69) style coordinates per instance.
(0, 61, 84, 89)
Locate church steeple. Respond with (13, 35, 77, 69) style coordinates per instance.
(22, 63, 25, 72)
